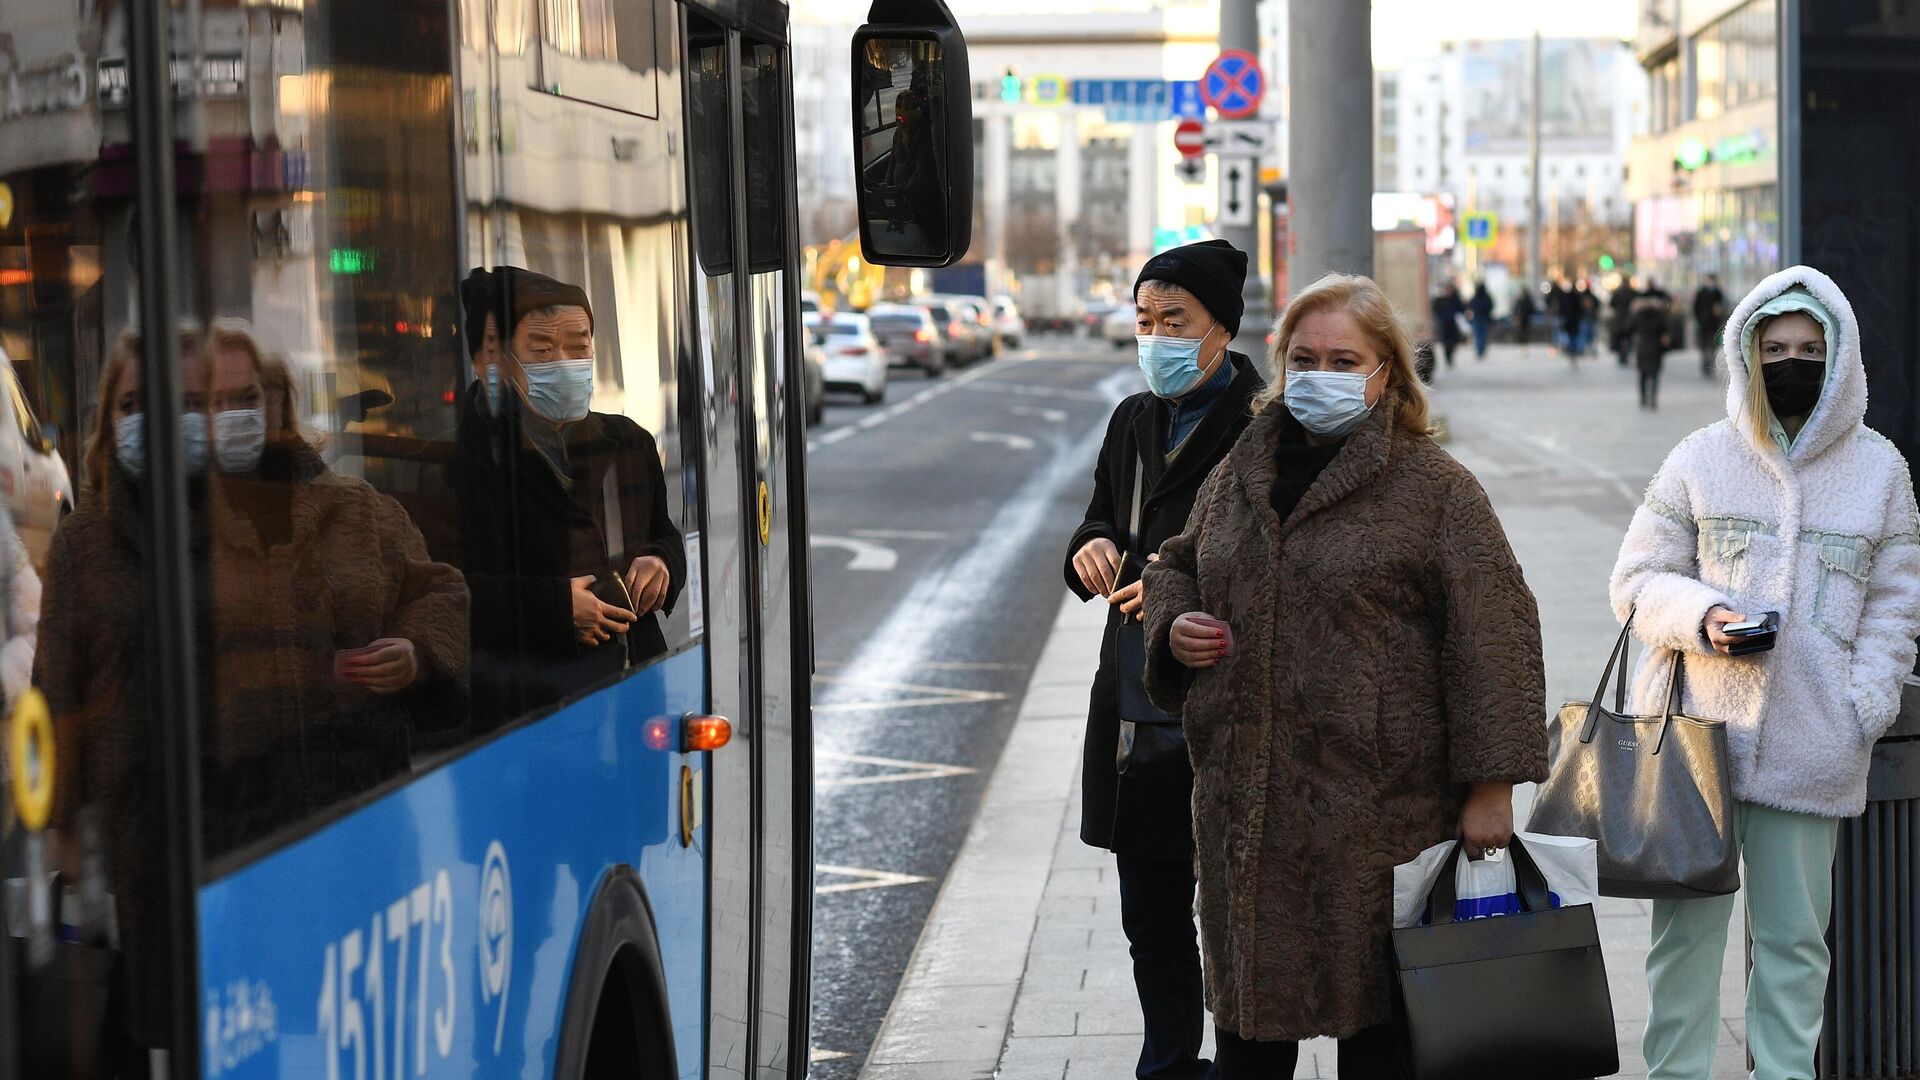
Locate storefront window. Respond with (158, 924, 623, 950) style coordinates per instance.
(1691, 0, 1776, 121)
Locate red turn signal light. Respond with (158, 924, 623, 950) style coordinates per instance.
(682, 715, 732, 753)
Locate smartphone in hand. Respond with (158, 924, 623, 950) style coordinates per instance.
(1723, 610, 1780, 655)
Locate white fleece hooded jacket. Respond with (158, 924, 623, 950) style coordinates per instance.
(1609, 265, 1920, 818)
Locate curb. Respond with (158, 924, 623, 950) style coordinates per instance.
(858, 592, 1106, 1079)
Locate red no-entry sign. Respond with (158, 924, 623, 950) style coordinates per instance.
(1174, 118, 1206, 159)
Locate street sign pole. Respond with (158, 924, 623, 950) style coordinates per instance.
(1202, 47, 1265, 294)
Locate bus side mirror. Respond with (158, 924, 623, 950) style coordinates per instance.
(851, 0, 973, 268)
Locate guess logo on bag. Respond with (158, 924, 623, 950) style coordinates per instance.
(1615, 738, 1640, 751)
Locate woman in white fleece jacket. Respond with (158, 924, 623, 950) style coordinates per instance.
(1611, 265, 1920, 1080)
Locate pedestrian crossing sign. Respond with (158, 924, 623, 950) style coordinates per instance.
(1463, 212, 1497, 248)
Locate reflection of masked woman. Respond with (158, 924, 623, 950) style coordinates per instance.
(194, 321, 468, 854)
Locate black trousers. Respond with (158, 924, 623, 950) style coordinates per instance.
(1639, 368, 1661, 409)
(1116, 853, 1213, 1080)
(1215, 1022, 1411, 1079)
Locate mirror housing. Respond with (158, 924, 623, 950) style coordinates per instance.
(850, 0, 973, 267)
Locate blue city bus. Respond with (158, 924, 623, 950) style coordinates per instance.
(0, 0, 968, 1075)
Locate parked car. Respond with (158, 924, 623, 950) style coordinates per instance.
(1103, 304, 1138, 349)
(993, 296, 1026, 349)
(945, 295, 999, 355)
(802, 339, 827, 425)
(866, 304, 947, 376)
(817, 313, 890, 404)
(925, 301, 986, 365)
(1080, 300, 1120, 338)
(0, 348, 74, 566)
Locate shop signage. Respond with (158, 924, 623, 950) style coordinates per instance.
(97, 54, 247, 109)
(1, 55, 90, 120)
(1673, 130, 1767, 172)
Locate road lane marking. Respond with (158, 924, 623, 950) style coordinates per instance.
(851, 529, 951, 540)
(816, 751, 979, 788)
(814, 864, 932, 895)
(963, 380, 1116, 403)
(811, 535, 898, 571)
(811, 674, 1007, 712)
(1011, 405, 1069, 422)
(969, 431, 1036, 451)
(816, 427, 857, 446)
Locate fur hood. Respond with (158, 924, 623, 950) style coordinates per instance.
(1721, 265, 1864, 461)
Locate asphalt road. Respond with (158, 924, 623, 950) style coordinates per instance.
(804, 334, 1133, 1077)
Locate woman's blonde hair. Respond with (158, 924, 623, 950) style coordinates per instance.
(84, 324, 206, 494)
(1255, 272, 1432, 436)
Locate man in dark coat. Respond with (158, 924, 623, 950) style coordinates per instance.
(450, 267, 687, 730)
(1467, 281, 1494, 359)
(1693, 272, 1728, 376)
(1511, 286, 1537, 349)
(1429, 280, 1465, 367)
(1609, 277, 1639, 366)
(1064, 239, 1264, 1080)
(1631, 282, 1674, 410)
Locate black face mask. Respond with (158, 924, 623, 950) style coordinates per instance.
(1761, 357, 1826, 418)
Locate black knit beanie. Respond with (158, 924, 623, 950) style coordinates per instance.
(460, 266, 595, 357)
(1133, 239, 1248, 336)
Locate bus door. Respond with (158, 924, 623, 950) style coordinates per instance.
(685, 15, 809, 1079)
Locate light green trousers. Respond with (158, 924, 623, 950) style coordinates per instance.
(1643, 802, 1840, 1080)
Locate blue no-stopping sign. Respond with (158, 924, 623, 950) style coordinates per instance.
(1201, 50, 1264, 120)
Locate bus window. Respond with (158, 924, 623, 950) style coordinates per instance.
(534, 0, 659, 117)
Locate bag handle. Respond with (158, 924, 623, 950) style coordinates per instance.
(1423, 835, 1553, 927)
(1127, 456, 1146, 556)
(1580, 613, 1636, 743)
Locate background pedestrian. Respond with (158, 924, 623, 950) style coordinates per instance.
(1468, 280, 1494, 359)
(1630, 282, 1673, 410)
(1610, 276, 1640, 367)
(1142, 273, 1547, 1080)
(1610, 266, 1920, 1080)
(1065, 239, 1265, 1080)
(1511, 286, 1537, 351)
(1693, 273, 1729, 377)
(1430, 280, 1465, 368)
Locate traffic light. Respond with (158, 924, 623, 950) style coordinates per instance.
(1000, 68, 1020, 104)
(1598, 254, 1616, 272)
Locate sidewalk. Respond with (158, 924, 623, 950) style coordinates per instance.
(860, 347, 1748, 1079)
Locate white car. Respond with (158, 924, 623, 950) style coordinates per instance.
(1103, 305, 1139, 350)
(0, 348, 74, 566)
(817, 313, 890, 404)
(993, 296, 1026, 349)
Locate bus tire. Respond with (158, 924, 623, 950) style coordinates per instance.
(552, 867, 680, 1080)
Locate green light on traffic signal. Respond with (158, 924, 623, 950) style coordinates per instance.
(1000, 71, 1020, 104)
(330, 248, 375, 275)
(1598, 254, 1615, 271)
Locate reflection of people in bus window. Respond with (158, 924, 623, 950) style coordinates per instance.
(452, 267, 687, 729)
(194, 321, 469, 854)
(37, 328, 200, 1061)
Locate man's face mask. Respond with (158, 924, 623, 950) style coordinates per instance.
(1137, 320, 1216, 398)
(520, 358, 594, 423)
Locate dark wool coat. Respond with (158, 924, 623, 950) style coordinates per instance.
(1064, 353, 1263, 860)
(1632, 294, 1674, 372)
(1141, 398, 1548, 1040)
(447, 384, 686, 728)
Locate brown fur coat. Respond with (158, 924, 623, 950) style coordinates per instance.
(1142, 398, 1547, 1041)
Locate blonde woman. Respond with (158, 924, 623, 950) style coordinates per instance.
(1611, 265, 1920, 1079)
(1142, 273, 1548, 1076)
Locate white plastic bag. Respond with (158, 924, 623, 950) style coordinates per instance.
(1392, 832, 1599, 929)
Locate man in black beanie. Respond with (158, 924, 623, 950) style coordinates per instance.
(1063, 239, 1266, 1079)
(447, 265, 686, 730)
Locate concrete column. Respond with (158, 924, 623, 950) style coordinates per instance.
(1054, 110, 1081, 317)
(1127, 122, 1158, 269)
(1217, 0, 1260, 291)
(1286, 0, 1373, 294)
(984, 109, 1011, 298)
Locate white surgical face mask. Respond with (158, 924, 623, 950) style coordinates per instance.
(114, 412, 212, 477)
(1136, 322, 1215, 398)
(213, 408, 266, 473)
(1283, 365, 1382, 438)
(114, 412, 145, 478)
(520, 357, 594, 423)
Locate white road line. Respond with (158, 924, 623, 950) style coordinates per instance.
(814, 864, 932, 895)
(810, 535, 898, 571)
(857, 412, 889, 429)
(817, 426, 857, 445)
(816, 750, 979, 788)
(1010, 405, 1069, 422)
(852, 529, 951, 540)
(810, 674, 1007, 712)
(969, 431, 1036, 451)
(963, 380, 1115, 403)
(809, 1049, 852, 1064)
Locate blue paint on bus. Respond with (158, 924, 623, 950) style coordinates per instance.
(197, 647, 709, 1079)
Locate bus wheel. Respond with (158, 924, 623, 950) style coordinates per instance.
(554, 868, 679, 1080)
